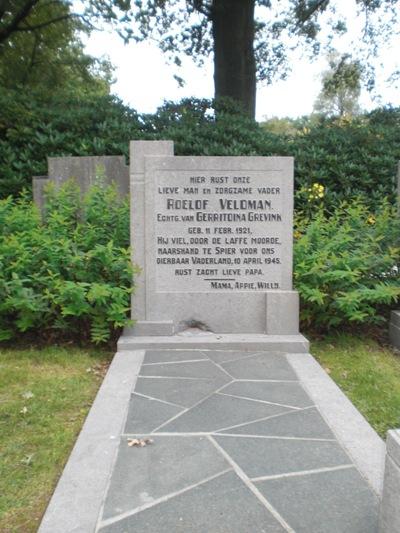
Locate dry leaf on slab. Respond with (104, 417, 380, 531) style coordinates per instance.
(127, 438, 154, 448)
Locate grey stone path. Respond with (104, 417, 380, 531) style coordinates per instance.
(95, 349, 379, 533)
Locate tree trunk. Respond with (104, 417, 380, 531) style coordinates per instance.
(211, 0, 256, 119)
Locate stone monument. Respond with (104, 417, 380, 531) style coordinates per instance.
(33, 155, 129, 212)
(389, 161, 400, 349)
(119, 140, 308, 351)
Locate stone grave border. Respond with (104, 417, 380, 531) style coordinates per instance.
(38, 349, 385, 533)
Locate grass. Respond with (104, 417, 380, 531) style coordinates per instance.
(311, 334, 400, 438)
(0, 345, 111, 533)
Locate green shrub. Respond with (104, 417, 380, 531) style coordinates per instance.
(0, 181, 133, 343)
(0, 89, 143, 197)
(0, 182, 398, 341)
(294, 199, 400, 331)
(1, 91, 399, 209)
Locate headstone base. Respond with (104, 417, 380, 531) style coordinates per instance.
(117, 331, 309, 353)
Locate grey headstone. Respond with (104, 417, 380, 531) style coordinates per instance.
(128, 140, 302, 337)
(48, 155, 129, 196)
(32, 155, 129, 212)
(32, 176, 48, 213)
(379, 429, 400, 533)
(389, 311, 400, 349)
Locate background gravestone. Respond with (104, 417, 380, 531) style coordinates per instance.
(129, 140, 300, 337)
(32, 155, 129, 211)
(389, 161, 400, 348)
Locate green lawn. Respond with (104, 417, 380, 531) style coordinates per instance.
(0, 346, 111, 533)
(1, 337, 399, 532)
(311, 334, 400, 438)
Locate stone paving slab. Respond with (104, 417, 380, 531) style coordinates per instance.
(94, 349, 381, 533)
(220, 380, 313, 408)
(98, 471, 288, 533)
(218, 406, 335, 439)
(134, 375, 228, 408)
(256, 468, 379, 533)
(101, 435, 228, 521)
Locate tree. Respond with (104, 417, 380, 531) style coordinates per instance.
(0, 1, 115, 95)
(124, 0, 399, 119)
(0, 1, 132, 45)
(314, 53, 362, 117)
(1, 1, 398, 118)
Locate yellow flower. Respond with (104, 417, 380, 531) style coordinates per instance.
(367, 215, 376, 225)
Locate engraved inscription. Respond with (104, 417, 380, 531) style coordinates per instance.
(154, 171, 289, 291)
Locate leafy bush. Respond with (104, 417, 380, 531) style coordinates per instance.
(0, 182, 398, 342)
(294, 199, 400, 331)
(1, 91, 399, 209)
(0, 89, 143, 197)
(0, 181, 133, 343)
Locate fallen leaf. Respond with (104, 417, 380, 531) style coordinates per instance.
(20, 406, 28, 415)
(21, 391, 34, 400)
(324, 367, 331, 375)
(127, 437, 154, 448)
(21, 454, 34, 466)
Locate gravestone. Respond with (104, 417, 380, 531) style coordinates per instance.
(389, 161, 400, 349)
(120, 140, 307, 350)
(33, 155, 129, 212)
(379, 429, 400, 532)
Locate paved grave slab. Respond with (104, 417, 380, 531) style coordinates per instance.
(93, 349, 381, 533)
(40, 348, 384, 533)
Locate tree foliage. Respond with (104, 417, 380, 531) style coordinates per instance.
(0, 1, 115, 95)
(125, 0, 399, 85)
(314, 53, 362, 117)
(1, 91, 399, 208)
(1, 1, 398, 117)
